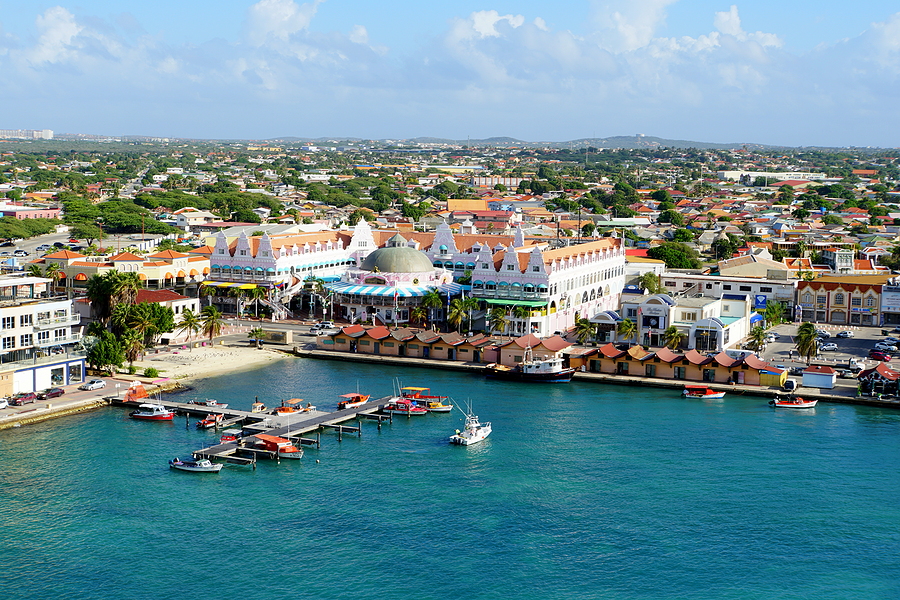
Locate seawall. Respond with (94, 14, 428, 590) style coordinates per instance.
(293, 347, 900, 410)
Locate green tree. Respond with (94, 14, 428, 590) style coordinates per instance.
(70, 223, 104, 246)
(638, 272, 663, 294)
(795, 322, 819, 364)
(487, 307, 509, 335)
(617, 318, 638, 347)
(86, 330, 125, 375)
(658, 209, 684, 226)
(201, 305, 224, 343)
(747, 326, 768, 352)
(447, 298, 466, 333)
(821, 214, 843, 225)
(176, 308, 201, 349)
(764, 301, 785, 327)
(574, 318, 597, 344)
(647, 242, 701, 269)
(662, 325, 687, 350)
(248, 327, 266, 349)
(672, 229, 694, 242)
(120, 329, 144, 367)
(421, 289, 443, 329)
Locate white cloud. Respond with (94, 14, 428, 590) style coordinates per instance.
(245, 0, 323, 46)
(30, 6, 83, 64)
(349, 25, 368, 45)
(714, 5, 781, 47)
(590, 0, 677, 53)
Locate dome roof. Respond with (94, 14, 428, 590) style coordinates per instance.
(359, 246, 435, 274)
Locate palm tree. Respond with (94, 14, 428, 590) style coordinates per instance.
(574, 318, 596, 344)
(410, 306, 427, 328)
(245, 286, 267, 318)
(487, 307, 509, 335)
(307, 276, 327, 319)
(795, 321, 818, 364)
(662, 325, 687, 350)
(129, 310, 157, 348)
(511, 305, 530, 335)
(248, 326, 265, 349)
(765, 300, 785, 327)
(747, 325, 768, 352)
(447, 298, 466, 333)
(462, 297, 478, 333)
(201, 305, 224, 343)
(199, 283, 217, 307)
(109, 303, 131, 336)
(120, 329, 143, 366)
(26, 264, 43, 278)
(176, 308, 201, 350)
(85, 274, 113, 324)
(617, 318, 638, 347)
(44, 262, 62, 292)
(108, 271, 142, 309)
(421, 289, 443, 329)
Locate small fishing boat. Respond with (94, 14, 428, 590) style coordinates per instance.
(254, 434, 303, 459)
(187, 399, 229, 409)
(251, 401, 267, 413)
(196, 413, 224, 429)
(400, 387, 453, 412)
(381, 398, 428, 415)
(122, 381, 149, 403)
(449, 410, 492, 446)
(337, 392, 370, 410)
(484, 347, 575, 382)
(169, 457, 223, 473)
(130, 403, 175, 421)
(682, 385, 727, 400)
(273, 398, 316, 414)
(219, 429, 242, 443)
(769, 395, 818, 409)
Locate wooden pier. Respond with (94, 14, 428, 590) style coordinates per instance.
(112, 395, 396, 462)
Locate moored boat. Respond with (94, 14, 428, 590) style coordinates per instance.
(130, 403, 175, 421)
(682, 385, 727, 400)
(273, 398, 316, 414)
(400, 387, 453, 412)
(337, 392, 370, 410)
(219, 429, 242, 443)
(381, 398, 428, 415)
(449, 411, 492, 446)
(196, 413, 224, 429)
(769, 395, 818, 409)
(122, 381, 149, 403)
(484, 347, 575, 382)
(187, 399, 229, 409)
(254, 433, 303, 459)
(169, 457, 223, 473)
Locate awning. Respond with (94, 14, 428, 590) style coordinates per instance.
(483, 298, 547, 307)
(74, 273, 87, 281)
(750, 312, 764, 323)
(201, 281, 259, 289)
(326, 282, 434, 298)
(439, 282, 464, 295)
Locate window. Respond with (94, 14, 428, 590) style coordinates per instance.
(681, 312, 697, 321)
(627, 308, 637, 318)
(834, 293, 844, 304)
(665, 281, 676, 287)
(702, 369, 716, 382)
(262, 251, 268, 257)
(645, 364, 656, 377)
(739, 286, 751, 292)
(532, 266, 540, 272)
(240, 250, 247, 256)
(706, 284, 712, 289)
(481, 263, 489, 269)
(37, 331, 49, 343)
(723, 305, 730, 313)
(760, 287, 772, 293)
(683, 283, 692, 288)
(802, 293, 812, 304)
(19, 314, 32, 326)
(817, 296, 827, 305)
(722, 285, 732, 290)
(19, 334, 31, 346)
(2, 336, 13, 349)
(1, 317, 13, 329)
(673, 366, 686, 380)
(851, 297, 861, 306)
(507, 264, 515, 270)
(218, 249, 225, 254)
(866, 296, 876, 307)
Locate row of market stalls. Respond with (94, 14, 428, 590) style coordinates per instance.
(316, 326, 787, 387)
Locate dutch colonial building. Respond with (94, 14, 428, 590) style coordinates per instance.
(469, 237, 626, 336)
(796, 275, 892, 325)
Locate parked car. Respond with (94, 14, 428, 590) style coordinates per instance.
(783, 378, 798, 392)
(820, 342, 838, 351)
(38, 387, 65, 399)
(838, 369, 858, 379)
(52, 241, 66, 248)
(869, 350, 892, 361)
(78, 379, 106, 391)
(311, 321, 336, 331)
(13, 249, 28, 257)
(0, 397, 8, 409)
(836, 331, 854, 338)
(766, 332, 780, 340)
(884, 337, 900, 344)
(816, 331, 831, 339)
(10, 392, 37, 405)
(68, 238, 79, 243)
(35, 244, 51, 252)
(874, 342, 898, 352)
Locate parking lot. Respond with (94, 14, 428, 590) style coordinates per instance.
(759, 323, 899, 393)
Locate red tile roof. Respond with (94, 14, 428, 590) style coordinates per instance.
(136, 289, 189, 304)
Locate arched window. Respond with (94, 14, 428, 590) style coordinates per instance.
(582, 292, 588, 304)
(802, 293, 812, 304)
(439, 244, 448, 254)
(866, 296, 876, 307)
(485, 281, 497, 290)
(834, 293, 844, 305)
(524, 283, 535, 293)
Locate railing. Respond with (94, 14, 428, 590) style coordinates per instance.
(34, 314, 81, 329)
(35, 334, 82, 347)
(0, 349, 86, 370)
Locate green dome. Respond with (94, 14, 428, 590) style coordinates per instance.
(359, 246, 435, 273)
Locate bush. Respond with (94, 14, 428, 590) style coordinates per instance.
(143, 367, 159, 378)
(127, 365, 137, 375)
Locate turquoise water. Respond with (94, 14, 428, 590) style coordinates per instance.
(2, 358, 900, 600)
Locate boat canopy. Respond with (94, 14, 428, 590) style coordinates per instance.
(683, 385, 712, 391)
(401, 387, 429, 392)
(339, 393, 367, 399)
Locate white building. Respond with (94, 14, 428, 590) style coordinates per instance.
(0, 276, 85, 394)
(660, 271, 796, 314)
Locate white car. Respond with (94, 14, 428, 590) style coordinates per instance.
(819, 342, 838, 351)
(0, 397, 8, 409)
(836, 331, 854, 338)
(884, 337, 900, 344)
(874, 343, 898, 352)
(78, 379, 106, 391)
(311, 321, 336, 331)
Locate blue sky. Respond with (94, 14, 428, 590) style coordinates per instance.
(2, 1, 899, 146)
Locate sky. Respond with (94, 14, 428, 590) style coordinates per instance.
(1, 0, 900, 147)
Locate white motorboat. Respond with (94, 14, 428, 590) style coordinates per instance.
(449, 411, 492, 446)
(168, 457, 223, 473)
(130, 403, 175, 421)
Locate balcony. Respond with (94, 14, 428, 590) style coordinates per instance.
(36, 333, 82, 347)
(0, 348, 86, 371)
(34, 314, 81, 330)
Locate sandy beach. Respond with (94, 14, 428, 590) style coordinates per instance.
(133, 342, 293, 385)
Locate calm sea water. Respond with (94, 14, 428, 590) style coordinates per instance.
(2, 357, 900, 600)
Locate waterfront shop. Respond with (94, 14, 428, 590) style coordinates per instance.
(797, 275, 891, 325)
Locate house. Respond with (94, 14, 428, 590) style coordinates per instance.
(802, 365, 837, 389)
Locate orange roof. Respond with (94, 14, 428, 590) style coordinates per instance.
(540, 238, 620, 266)
(148, 249, 189, 259)
(74, 273, 87, 281)
(108, 252, 143, 261)
(44, 250, 85, 259)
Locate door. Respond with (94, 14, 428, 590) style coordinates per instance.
(398, 345, 405, 357)
(373, 342, 380, 354)
(423, 347, 430, 358)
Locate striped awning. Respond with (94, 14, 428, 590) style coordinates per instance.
(201, 281, 259, 289)
(326, 282, 433, 298)
(439, 283, 464, 295)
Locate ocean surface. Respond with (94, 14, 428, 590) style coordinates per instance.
(2, 357, 900, 600)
